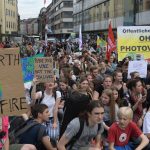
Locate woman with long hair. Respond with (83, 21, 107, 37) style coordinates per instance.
(126, 79, 147, 127)
(93, 75, 113, 100)
(113, 70, 127, 99)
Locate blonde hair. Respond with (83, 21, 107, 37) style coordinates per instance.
(118, 107, 133, 119)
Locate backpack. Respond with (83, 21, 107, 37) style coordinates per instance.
(67, 118, 102, 150)
(9, 119, 45, 145)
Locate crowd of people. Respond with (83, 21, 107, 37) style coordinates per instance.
(0, 39, 150, 150)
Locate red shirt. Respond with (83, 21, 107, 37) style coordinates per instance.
(108, 121, 142, 146)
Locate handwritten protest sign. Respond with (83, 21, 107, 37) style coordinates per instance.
(0, 48, 28, 116)
(21, 53, 44, 83)
(128, 60, 148, 79)
(34, 57, 54, 82)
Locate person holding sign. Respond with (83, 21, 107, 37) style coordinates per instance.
(31, 77, 61, 146)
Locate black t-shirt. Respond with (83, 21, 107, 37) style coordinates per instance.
(94, 84, 104, 97)
(68, 79, 76, 88)
(19, 121, 48, 150)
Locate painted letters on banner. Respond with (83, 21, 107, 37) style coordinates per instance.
(0, 48, 28, 116)
(117, 26, 150, 62)
(34, 57, 54, 82)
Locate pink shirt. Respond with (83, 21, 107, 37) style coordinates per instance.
(0, 117, 9, 148)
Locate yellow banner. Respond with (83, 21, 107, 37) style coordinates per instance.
(117, 26, 150, 62)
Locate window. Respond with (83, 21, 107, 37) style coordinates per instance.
(13, 12, 15, 17)
(64, 1, 73, 7)
(13, 23, 15, 29)
(103, 12, 109, 19)
(62, 11, 73, 18)
(56, 6, 59, 11)
(55, 14, 60, 21)
(60, 2, 63, 8)
(146, 0, 150, 10)
(6, 21, 8, 28)
(63, 22, 73, 28)
(74, 14, 77, 25)
(5, 9, 7, 15)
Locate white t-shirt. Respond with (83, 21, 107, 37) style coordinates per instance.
(143, 111, 150, 134)
(38, 91, 61, 117)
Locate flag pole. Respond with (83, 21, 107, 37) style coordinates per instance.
(79, 24, 82, 51)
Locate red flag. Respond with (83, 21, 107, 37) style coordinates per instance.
(106, 21, 116, 61)
(44, 0, 46, 5)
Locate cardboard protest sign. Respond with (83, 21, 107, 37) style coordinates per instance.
(117, 26, 150, 62)
(21, 53, 44, 83)
(128, 60, 148, 79)
(0, 48, 28, 116)
(34, 57, 54, 82)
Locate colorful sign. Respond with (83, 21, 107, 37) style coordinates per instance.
(0, 48, 28, 116)
(21, 53, 44, 83)
(117, 26, 150, 61)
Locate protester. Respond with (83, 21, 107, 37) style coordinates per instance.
(60, 76, 92, 137)
(126, 79, 147, 127)
(58, 101, 104, 150)
(16, 104, 57, 150)
(93, 75, 113, 100)
(31, 78, 61, 144)
(2, 34, 150, 150)
(108, 107, 149, 150)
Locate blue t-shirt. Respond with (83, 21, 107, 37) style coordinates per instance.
(19, 120, 48, 150)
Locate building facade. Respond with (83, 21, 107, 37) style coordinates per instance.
(20, 18, 38, 36)
(73, 0, 150, 35)
(0, 0, 18, 41)
(44, 0, 74, 40)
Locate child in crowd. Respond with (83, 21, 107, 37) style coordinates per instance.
(100, 89, 118, 127)
(108, 107, 149, 150)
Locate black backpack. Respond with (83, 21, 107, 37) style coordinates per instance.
(9, 119, 45, 145)
(67, 118, 102, 150)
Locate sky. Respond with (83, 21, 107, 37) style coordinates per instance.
(18, 0, 52, 19)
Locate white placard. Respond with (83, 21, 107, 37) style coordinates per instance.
(128, 60, 148, 79)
